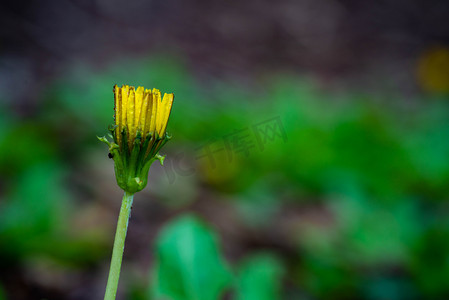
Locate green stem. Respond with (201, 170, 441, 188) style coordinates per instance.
(104, 191, 134, 300)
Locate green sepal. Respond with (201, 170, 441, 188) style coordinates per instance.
(108, 124, 118, 132)
(99, 125, 172, 194)
(129, 130, 143, 168)
(146, 132, 162, 160)
(156, 133, 171, 154)
(108, 124, 119, 144)
(156, 154, 166, 166)
(120, 127, 129, 169)
(139, 132, 154, 165)
(97, 136, 120, 155)
(97, 135, 112, 147)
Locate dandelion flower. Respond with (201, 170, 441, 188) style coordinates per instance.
(99, 84, 174, 193)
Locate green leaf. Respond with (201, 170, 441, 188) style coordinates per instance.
(0, 283, 5, 300)
(235, 253, 285, 300)
(0, 163, 106, 265)
(152, 214, 231, 300)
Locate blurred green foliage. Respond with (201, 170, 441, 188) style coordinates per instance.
(235, 253, 285, 300)
(150, 214, 285, 300)
(1, 55, 449, 299)
(0, 284, 4, 300)
(152, 215, 231, 300)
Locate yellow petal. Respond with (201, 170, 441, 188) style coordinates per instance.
(162, 93, 175, 134)
(113, 85, 121, 145)
(127, 87, 136, 146)
(155, 89, 165, 136)
(121, 85, 129, 137)
(150, 89, 160, 135)
(160, 93, 174, 136)
(135, 86, 144, 130)
(144, 89, 153, 137)
(140, 90, 150, 136)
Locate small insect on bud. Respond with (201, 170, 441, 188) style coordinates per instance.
(108, 153, 114, 159)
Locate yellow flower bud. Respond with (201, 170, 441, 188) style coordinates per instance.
(99, 84, 174, 193)
(114, 84, 174, 150)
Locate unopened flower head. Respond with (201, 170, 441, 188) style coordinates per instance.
(99, 84, 174, 193)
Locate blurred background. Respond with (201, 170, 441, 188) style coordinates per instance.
(2, 0, 449, 299)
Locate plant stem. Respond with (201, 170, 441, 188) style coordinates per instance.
(104, 191, 134, 300)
